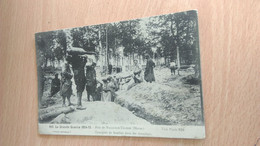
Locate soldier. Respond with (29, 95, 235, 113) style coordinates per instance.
(95, 81, 103, 101)
(85, 62, 97, 101)
(170, 61, 177, 75)
(107, 76, 116, 102)
(144, 54, 155, 83)
(108, 63, 113, 75)
(60, 63, 73, 107)
(50, 74, 60, 97)
(67, 54, 87, 110)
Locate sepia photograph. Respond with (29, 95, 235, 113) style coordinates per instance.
(35, 10, 205, 138)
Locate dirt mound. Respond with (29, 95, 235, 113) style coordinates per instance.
(115, 79, 203, 125)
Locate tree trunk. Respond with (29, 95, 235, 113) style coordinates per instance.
(177, 46, 180, 69)
(176, 46, 181, 75)
(39, 106, 74, 121)
(172, 18, 181, 73)
(122, 56, 124, 68)
(98, 25, 104, 72)
(138, 55, 141, 65)
(105, 26, 109, 74)
(132, 53, 134, 64)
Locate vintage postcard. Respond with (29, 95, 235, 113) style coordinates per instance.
(35, 10, 205, 139)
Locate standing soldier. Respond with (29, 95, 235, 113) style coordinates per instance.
(170, 61, 177, 75)
(60, 63, 73, 106)
(95, 81, 103, 101)
(85, 62, 97, 101)
(50, 73, 60, 97)
(144, 54, 155, 83)
(108, 63, 113, 75)
(67, 54, 87, 110)
(107, 76, 116, 102)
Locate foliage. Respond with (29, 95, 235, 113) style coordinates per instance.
(146, 11, 198, 64)
(35, 10, 199, 70)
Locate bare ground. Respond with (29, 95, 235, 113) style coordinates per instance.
(39, 67, 203, 126)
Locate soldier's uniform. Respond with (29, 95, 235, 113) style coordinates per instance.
(85, 64, 97, 101)
(50, 74, 60, 97)
(60, 67, 73, 106)
(67, 55, 87, 107)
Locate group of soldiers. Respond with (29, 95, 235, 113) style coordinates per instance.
(47, 54, 157, 110)
(49, 54, 119, 110)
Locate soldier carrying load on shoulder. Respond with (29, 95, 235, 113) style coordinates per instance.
(67, 54, 87, 110)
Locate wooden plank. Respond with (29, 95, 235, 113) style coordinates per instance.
(39, 106, 74, 121)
